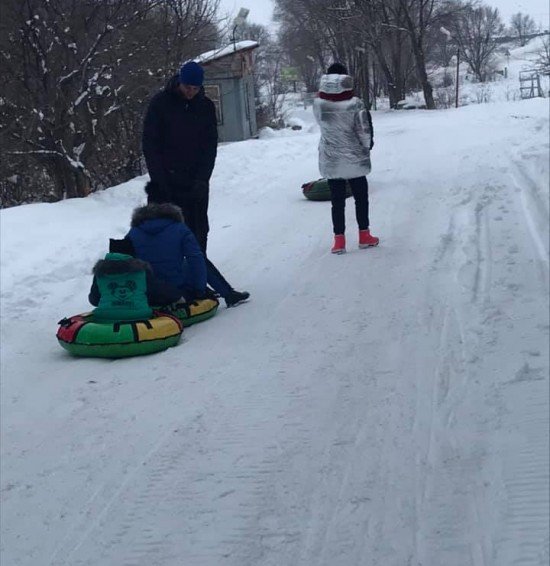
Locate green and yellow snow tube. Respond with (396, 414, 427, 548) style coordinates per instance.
(301, 178, 353, 201)
(57, 311, 183, 358)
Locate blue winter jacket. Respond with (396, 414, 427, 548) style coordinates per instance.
(126, 204, 207, 298)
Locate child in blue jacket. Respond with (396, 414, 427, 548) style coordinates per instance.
(144, 181, 249, 307)
(127, 203, 208, 302)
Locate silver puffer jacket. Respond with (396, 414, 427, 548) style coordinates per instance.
(313, 74, 372, 180)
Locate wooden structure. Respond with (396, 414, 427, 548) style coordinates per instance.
(195, 41, 259, 142)
(519, 70, 543, 99)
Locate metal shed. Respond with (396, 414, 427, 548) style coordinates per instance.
(195, 41, 260, 143)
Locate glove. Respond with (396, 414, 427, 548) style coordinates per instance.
(190, 179, 209, 200)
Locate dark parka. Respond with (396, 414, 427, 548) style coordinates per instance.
(142, 76, 218, 199)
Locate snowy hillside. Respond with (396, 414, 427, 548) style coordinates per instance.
(1, 98, 549, 565)
(400, 35, 550, 109)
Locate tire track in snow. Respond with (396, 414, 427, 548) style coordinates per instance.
(49, 358, 316, 566)
(509, 157, 549, 284)
(47, 419, 201, 566)
(497, 378, 549, 566)
(417, 192, 505, 565)
(442, 150, 549, 566)
(414, 301, 487, 566)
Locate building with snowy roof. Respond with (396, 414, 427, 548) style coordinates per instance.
(194, 40, 259, 143)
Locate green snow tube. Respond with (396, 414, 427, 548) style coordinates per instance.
(57, 311, 184, 358)
(301, 178, 353, 201)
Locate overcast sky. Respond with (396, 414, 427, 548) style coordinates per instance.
(217, 0, 275, 28)
(216, 0, 549, 29)
(491, 0, 549, 26)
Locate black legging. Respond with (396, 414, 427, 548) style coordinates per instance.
(327, 176, 370, 235)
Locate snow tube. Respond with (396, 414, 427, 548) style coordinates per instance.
(162, 297, 219, 327)
(301, 178, 353, 201)
(57, 312, 183, 358)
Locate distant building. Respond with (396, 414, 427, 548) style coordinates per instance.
(195, 40, 260, 143)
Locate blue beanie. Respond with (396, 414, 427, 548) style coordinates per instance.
(179, 62, 204, 86)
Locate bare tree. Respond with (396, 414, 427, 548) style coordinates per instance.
(450, 4, 504, 82)
(381, 0, 473, 108)
(274, 0, 338, 72)
(387, 0, 438, 108)
(272, 0, 498, 108)
(1, 0, 155, 200)
(260, 50, 288, 128)
(349, 0, 416, 108)
(536, 35, 550, 73)
(510, 12, 537, 46)
(274, 0, 417, 108)
(276, 17, 323, 92)
(0, 0, 220, 206)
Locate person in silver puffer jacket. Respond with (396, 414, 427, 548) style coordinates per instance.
(313, 63, 379, 254)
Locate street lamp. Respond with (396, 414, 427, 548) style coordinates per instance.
(232, 7, 250, 50)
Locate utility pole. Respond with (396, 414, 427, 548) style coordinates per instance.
(455, 47, 460, 108)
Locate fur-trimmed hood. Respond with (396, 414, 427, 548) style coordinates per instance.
(92, 253, 152, 276)
(131, 203, 184, 228)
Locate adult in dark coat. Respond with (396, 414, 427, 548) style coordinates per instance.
(142, 61, 217, 252)
(142, 61, 249, 307)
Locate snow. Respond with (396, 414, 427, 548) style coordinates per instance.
(1, 97, 549, 565)
(74, 91, 88, 107)
(195, 40, 259, 64)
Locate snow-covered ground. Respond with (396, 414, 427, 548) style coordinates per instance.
(1, 97, 549, 566)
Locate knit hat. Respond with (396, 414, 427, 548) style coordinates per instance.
(179, 62, 204, 86)
(327, 63, 348, 75)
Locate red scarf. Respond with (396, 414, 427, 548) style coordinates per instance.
(318, 90, 354, 101)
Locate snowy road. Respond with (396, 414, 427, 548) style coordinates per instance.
(1, 99, 548, 566)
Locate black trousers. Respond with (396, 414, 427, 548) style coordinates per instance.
(146, 186, 210, 252)
(171, 195, 233, 298)
(327, 176, 370, 235)
(176, 196, 210, 254)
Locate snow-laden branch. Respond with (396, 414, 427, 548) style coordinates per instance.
(6, 149, 63, 156)
(58, 69, 79, 85)
(104, 104, 120, 117)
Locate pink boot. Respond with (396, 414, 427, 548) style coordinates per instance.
(358, 229, 379, 248)
(331, 234, 346, 254)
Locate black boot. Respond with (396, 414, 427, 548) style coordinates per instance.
(225, 289, 250, 308)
